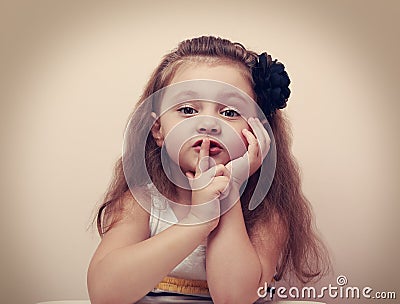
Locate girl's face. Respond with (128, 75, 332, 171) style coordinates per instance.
(152, 63, 257, 174)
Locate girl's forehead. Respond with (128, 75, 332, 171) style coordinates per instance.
(156, 79, 259, 118)
(171, 62, 254, 97)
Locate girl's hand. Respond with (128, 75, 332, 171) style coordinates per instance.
(185, 138, 230, 227)
(225, 117, 271, 191)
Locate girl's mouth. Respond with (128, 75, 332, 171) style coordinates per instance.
(192, 139, 223, 156)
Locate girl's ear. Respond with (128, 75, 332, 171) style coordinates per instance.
(150, 112, 164, 147)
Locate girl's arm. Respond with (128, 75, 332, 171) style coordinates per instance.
(205, 119, 281, 303)
(206, 200, 283, 304)
(87, 193, 215, 304)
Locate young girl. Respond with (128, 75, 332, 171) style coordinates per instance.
(87, 36, 330, 304)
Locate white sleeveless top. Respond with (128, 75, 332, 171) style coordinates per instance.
(149, 187, 207, 281)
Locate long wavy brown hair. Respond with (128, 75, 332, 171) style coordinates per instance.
(94, 36, 330, 284)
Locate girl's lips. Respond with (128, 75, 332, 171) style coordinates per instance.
(209, 146, 223, 156)
(192, 139, 223, 156)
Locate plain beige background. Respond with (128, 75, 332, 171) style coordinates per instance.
(1, 1, 399, 303)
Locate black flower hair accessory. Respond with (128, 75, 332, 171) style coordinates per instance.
(252, 52, 291, 116)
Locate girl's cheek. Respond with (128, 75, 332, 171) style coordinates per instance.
(222, 134, 247, 159)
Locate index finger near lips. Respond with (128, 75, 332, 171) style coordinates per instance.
(196, 138, 210, 177)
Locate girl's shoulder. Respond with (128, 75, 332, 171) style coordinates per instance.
(100, 187, 151, 234)
(89, 190, 151, 268)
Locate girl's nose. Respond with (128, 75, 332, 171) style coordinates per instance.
(196, 116, 221, 135)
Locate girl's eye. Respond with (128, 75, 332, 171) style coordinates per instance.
(178, 106, 198, 115)
(220, 108, 240, 117)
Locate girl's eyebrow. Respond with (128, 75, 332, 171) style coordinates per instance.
(171, 90, 249, 104)
(217, 91, 247, 104)
(171, 90, 200, 102)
